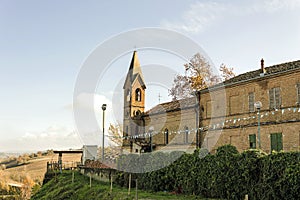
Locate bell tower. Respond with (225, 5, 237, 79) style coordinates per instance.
(123, 51, 146, 145)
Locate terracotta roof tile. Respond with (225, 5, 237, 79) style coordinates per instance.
(84, 160, 112, 169)
(224, 60, 300, 85)
(145, 97, 196, 115)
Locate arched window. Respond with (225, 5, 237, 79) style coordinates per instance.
(185, 126, 189, 143)
(136, 110, 141, 116)
(126, 89, 131, 101)
(135, 88, 141, 101)
(164, 128, 169, 145)
(125, 126, 129, 140)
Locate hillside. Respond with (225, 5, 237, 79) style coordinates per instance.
(32, 171, 207, 200)
(0, 152, 81, 199)
(0, 153, 81, 185)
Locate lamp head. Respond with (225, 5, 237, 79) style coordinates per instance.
(254, 101, 262, 110)
(101, 104, 107, 111)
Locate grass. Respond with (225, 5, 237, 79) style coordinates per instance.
(32, 171, 214, 200)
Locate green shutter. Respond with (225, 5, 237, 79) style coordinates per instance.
(270, 133, 283, 152)
(249, 134, 256, 149)
(270, 134, 276, 151)
(277, 133, 283, 151)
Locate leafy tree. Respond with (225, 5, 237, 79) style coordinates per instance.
(169, 53, 235, 100)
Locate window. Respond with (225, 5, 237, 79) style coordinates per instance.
(136, 110, 141, 116)
(248, 92, 255, 112)
(269, 87, 281, 109)
(270, 133, 283, 152)
(126, 90, 131, 101)
(249, 134, 256, 149)
(135, 88, 141, 101)
(297, 83, 300, 105)
(125, 126, 129, 139)
(164, 128, 169, 144)
(185, 127, 189, 143)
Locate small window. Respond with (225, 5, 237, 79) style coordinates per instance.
(270, 133, 283, 152)
(126, 89, 131, 101)
(164, 128, 169, 144)
(184, 127, 189, 143)
(248, 92, 255, 112)
(125, 126, 129, 139)
(135, 88, 141, 102)
(269, 87, 281, 109)
(136, 110, 141, 116)
(297, 83, 300, 105)
(249, 134, 256, 149)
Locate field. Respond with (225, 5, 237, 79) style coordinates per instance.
(0, 153, 81, 186)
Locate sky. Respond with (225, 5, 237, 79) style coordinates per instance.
(0, 0, 300, 152)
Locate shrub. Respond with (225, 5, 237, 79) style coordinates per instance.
(114, 145, 300, 199)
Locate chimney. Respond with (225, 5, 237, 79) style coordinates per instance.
(260, 58, 266, 74)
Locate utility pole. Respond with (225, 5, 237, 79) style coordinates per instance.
(101, 104, 107, 161)
(254, 101, 262, 149)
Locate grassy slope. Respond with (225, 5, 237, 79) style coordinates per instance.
(32, 171, 210, 200)
(1, 154, 81, 185)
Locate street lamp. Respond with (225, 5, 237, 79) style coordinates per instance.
(149, 126, 154, 152)
(101, 104, 107, 162)
(254, 101, 262, 149)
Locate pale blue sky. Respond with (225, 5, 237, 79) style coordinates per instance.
(1, 0, 300, 152)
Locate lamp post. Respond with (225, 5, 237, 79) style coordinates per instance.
(149, 126, 154, 152)
(101, 104, 107, 162)
(254, 101, 262, 149)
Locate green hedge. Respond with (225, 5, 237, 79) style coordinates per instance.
(115, 145, 300, 200)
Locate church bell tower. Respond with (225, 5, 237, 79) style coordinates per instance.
(123, 51, 146, 146)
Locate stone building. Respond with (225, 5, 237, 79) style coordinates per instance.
(123, 51, 300, 153)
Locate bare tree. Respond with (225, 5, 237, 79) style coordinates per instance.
(168, 74, 193, 101)
(107, 123, 123, 146)
(169, 53, 235, 100)
(219, 63, 235, 81)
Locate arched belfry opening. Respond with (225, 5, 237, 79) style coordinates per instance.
(123, 51, 146, 147)
(135, 88, 142, 102)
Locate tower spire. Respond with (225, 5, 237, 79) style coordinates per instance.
(123, 51, 146, 89)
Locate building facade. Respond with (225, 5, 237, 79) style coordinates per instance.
(123, 51, 300, 153)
